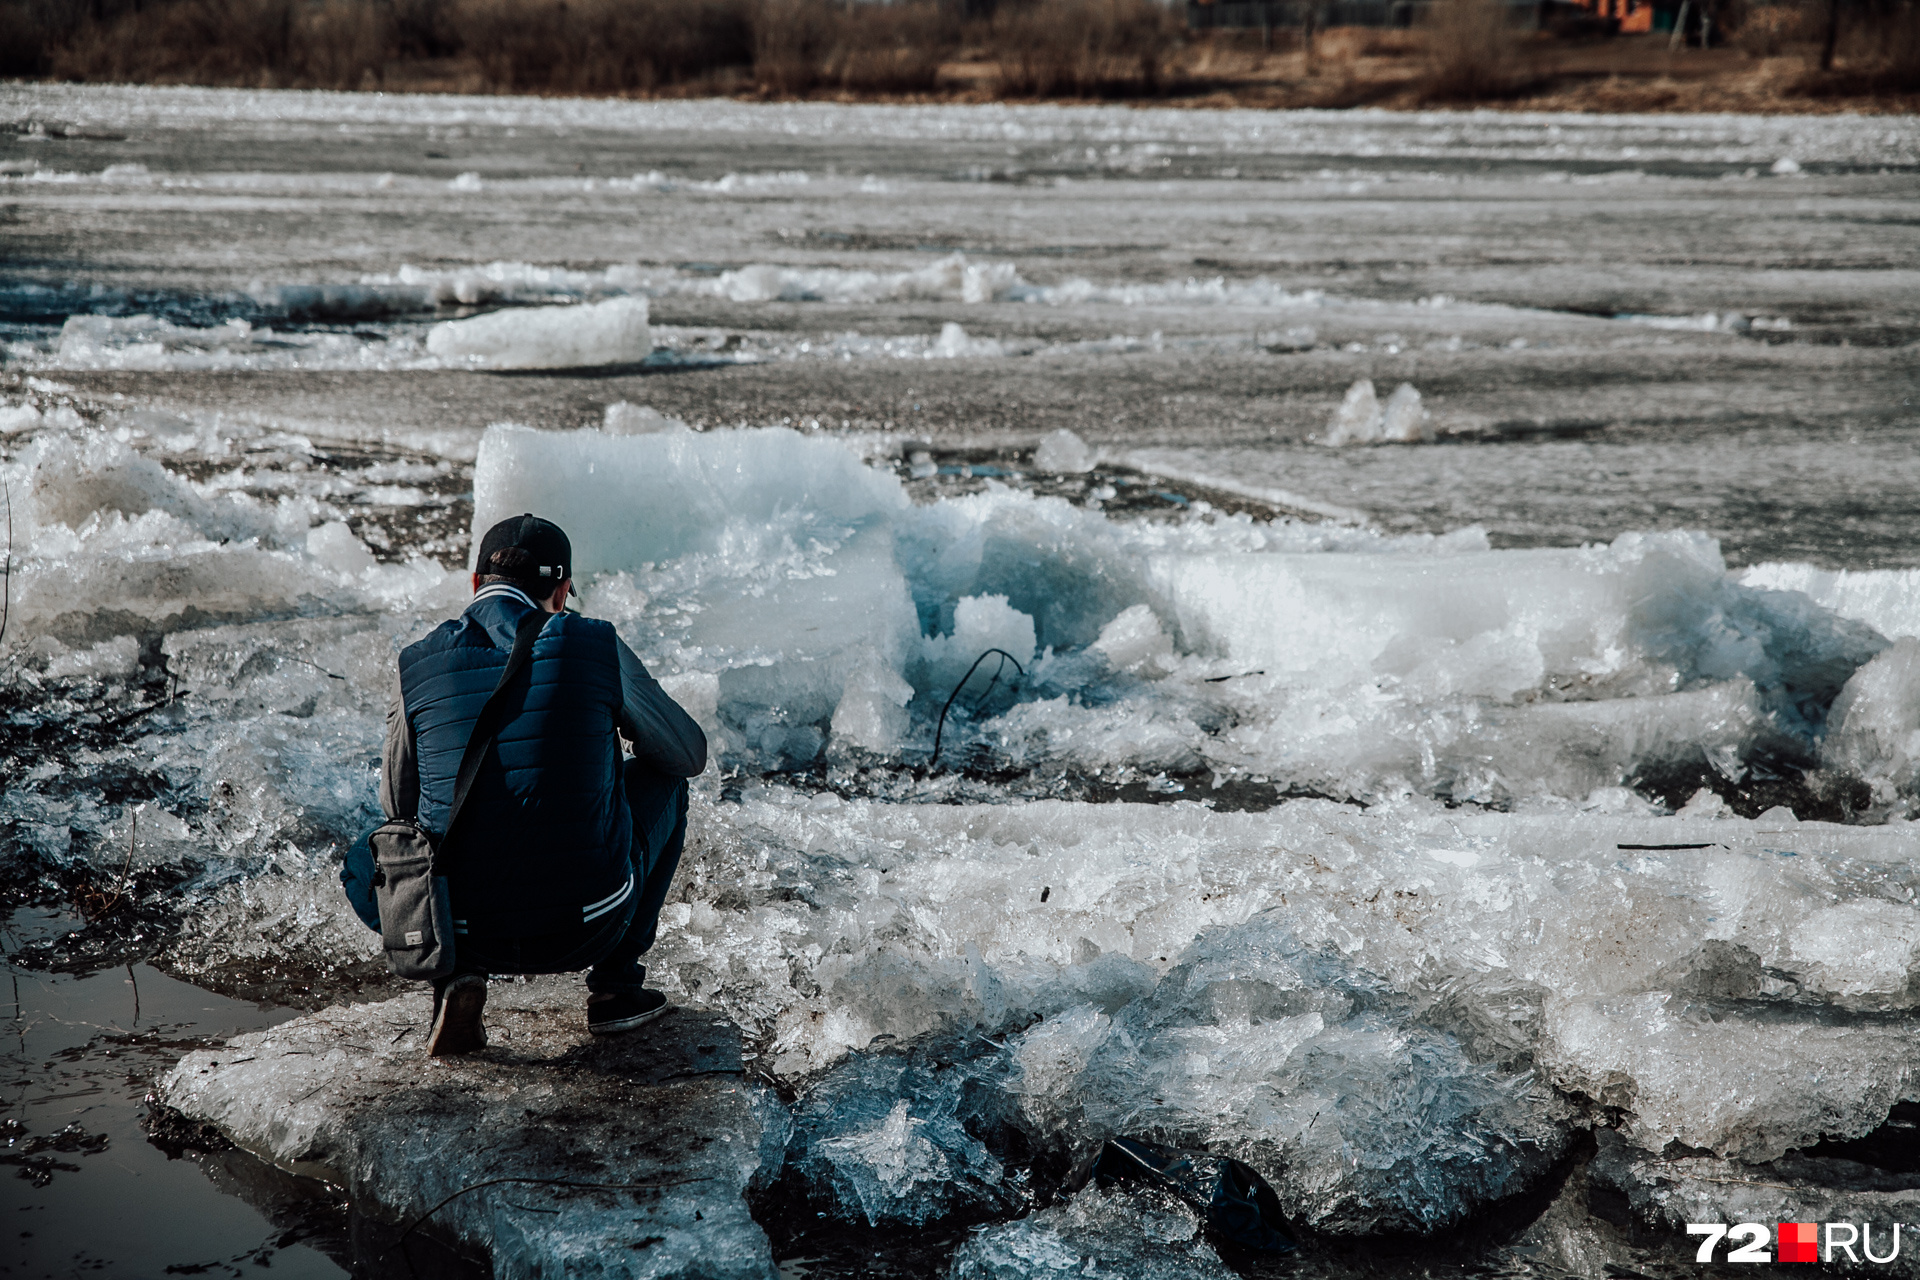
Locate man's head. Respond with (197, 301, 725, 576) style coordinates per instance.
(473, 513, 573, 611)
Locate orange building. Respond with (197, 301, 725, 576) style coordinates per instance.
(1571, 0, 1657, 31)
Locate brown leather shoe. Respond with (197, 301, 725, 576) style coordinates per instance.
(427, 974, 488, 1057)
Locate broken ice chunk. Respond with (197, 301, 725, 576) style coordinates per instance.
(426, 295, 650, 370)
(1090, 604, 1173, 673)
(786, 1047, 1028, 1227)
(1737, 561, 1920, 643)
(947, 1185, 1235, 1280)
(832, 648, 916, 754)
(1589, 1129, 1920, 1260)
(305, 520, 378, 577)
(1033, 428, 1095, 474)
(1322, 379, 1383, 446)
(159, 981, 781, 1278)
(1065, 918, 1571, 1235)
(40, 635, 140, 683)
(1379, 383, 1432, 443)
(1148, 531, 1881, 719)
(1788, 899, 1920, 1005)
(935, 322, 1006, 358)
(1324, 380, 1429, 446)
(1676, 786, 1734, 818)
(1542, 991, 1920, 1161)
(1822, 636, 1920, 794)
(602, 401, 682, 434)
(473, 423, 906, 572)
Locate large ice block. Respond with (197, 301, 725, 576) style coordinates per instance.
(1148, 532, 1882, 713)
(472, 424, 906, 574)
(426, 295, 651, 370)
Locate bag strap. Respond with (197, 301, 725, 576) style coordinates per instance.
(436, 607, 547, 873)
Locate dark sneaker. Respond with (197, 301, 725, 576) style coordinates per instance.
(427, 973, 488, 1057)
(588, 988, 669, 1035)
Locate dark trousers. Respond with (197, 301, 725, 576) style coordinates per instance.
(449, 763, 688, 999)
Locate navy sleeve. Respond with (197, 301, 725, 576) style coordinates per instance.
(616, 637, 708, 778)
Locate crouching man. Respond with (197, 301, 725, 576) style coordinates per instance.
(380, 514, 707, 1056)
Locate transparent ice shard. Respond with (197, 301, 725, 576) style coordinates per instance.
(786, 1043, 1029, 1227)
(947, 1186, 1235, 1280)
(1823, 636, 1920, 804)
(1543, 993, 1920, 1161)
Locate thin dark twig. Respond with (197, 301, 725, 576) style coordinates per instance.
(0, 473, 11, 652)
(931, 648, 1026, 767)
(80, 811, 137, 923)
(388, 1175, 707, 1253)
(99, 810, 136, 917)
(283, 656, 347, 681)
(971, 652, 1011, 712)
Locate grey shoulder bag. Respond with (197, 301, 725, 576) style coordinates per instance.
(370, 609, 545, 980)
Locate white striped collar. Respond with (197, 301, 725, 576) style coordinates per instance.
(470, 582, 539, 612)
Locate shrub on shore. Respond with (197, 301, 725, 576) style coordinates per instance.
(20, 0, 1176, 97)
(1418, 0, 1537, 101)
(991, 0, 1182, 97)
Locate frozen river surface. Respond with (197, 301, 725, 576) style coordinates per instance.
(3, 85, 1920, 1277)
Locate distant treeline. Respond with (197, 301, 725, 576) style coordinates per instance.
(1, 0, 1913, 99)
(0, 0, 1185, 96)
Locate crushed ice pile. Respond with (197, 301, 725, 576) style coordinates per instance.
(475, 421, 1892, 801)
(9, 413, 1920, 1251)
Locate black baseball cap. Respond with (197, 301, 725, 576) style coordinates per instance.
(476, 513, 572, 589)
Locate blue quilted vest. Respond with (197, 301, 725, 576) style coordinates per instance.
(398, 592, 632, 938)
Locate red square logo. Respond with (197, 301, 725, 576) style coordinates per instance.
(1778, 1222, 1819, 1262)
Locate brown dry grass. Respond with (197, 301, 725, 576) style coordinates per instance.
(990, 0, 1183, 97)
(754, 0, 956, 95)
(449, 0, 754, 93)
(1419, 0, 1542, 101)
(48, 0, 383, 87)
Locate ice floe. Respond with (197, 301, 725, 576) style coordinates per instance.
(158, 981, 783, 1277)
(8, 410, 1920, 1261)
